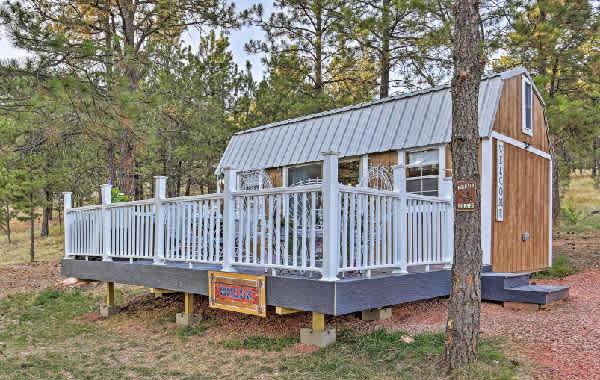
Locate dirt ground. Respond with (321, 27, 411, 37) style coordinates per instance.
(1, 233, 599, 380)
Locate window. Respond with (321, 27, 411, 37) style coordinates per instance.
(288, 163, 322, 186)
(406, 149, 439, 196)
(522, 76, 533, 136)
(338, 157, 360, 186)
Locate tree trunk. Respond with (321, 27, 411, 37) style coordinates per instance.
(592, 136, 599, 178)
(5, 202, 10, 243)
(41, 188, 51, 237)
(443, 0, 483, 370)
(380, 0, 391, 98)
(314, 4, 323, 96)
(30, 201, 35, 263)
(552, 151, 560, 221)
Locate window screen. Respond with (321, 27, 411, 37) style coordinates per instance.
(406, 149, 439, 196)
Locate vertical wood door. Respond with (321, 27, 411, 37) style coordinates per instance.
(492, 140, 550, 272)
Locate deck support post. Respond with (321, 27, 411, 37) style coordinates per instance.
(300, 312, 336, 347)
(101, 184, 112, 262)
(392, 163, 408, 274)
(153, 176, 167, 265)
(441, 177, 454, 269)
(321, 152, 340, 281)
(63, 192, 72, 258)
(100, 282, 120, 317)
(176, 292, 200, 327)
(221, 167, 237, 272)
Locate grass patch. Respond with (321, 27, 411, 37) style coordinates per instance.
(222, 335, 299, 352)
(277, 329, 526, 380)
(557, 176, 600, 233)
(0, 224, 64, 266)
(532, 254, 578, 279)
(0, 288, 100, 348)
(175, 320, 217, 342)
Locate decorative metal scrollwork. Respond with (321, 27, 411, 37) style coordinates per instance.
(359, 164, 393, 190)
(238, 169, 273, 191)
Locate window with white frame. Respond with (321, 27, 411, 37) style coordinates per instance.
(522, 76, 533, 136)
(406, 149, 439, 196)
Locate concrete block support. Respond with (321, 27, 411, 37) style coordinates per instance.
(176, 292, 201, 327)
(361, 307, 392, 321)
(176, 313, 201, 327)
(300, 312, 336, 348)
(300, 328, 336, 348)
(100, 305, 120, 317)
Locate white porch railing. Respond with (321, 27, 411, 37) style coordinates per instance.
(64, 153, 453, 280)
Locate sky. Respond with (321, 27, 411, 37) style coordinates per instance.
(0, 1, 273, 80)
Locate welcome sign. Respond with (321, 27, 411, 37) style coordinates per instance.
(208, 271, 266, 317)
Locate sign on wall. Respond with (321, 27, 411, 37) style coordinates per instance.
(496, 141, 504, 221)
(455, 181, 476, 211)
(208, 271, 266, 317)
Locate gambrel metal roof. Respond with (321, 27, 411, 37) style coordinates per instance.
(217, 67, 533, 174)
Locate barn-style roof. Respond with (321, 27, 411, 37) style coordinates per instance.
(217, 67, 534, 174)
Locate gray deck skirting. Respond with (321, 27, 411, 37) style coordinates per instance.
(61, 259, 451, 315)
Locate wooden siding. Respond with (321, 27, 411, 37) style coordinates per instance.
(492, 75, 549, 152)
(492, 140, 550, 272)
(266, 167, 283, 187)
(368, 151, 398, 167)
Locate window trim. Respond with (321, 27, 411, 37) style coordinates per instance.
(522, 76, 533, 136)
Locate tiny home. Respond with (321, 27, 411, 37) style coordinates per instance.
(216, 66, 552, 273)
(61, 67, 567, 346)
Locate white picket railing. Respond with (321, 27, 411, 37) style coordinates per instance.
(64, 153, 454, 279)
(163, 195, 224, 264)
(231, 185, 323, 272)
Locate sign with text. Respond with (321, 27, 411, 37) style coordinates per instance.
(455, 180, 476, 211)
(208, 271, 266, 317)
(496, 141, 504, 221)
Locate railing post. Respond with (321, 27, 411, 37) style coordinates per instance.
(153, 176, 167, 265)
(392, 163, 408, 274)
(321, 152, 340, 281)
(441, 177, 454, 268)
(221, 167, 237, 272)
(63, 192, 72, 258)
(101, 184, 112, 262)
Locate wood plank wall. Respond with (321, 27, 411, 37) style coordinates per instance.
(492, 74, 549, 152)
(368, 151, 398, 167)
(265, 168, 283, 187)
(492, 140, 550, 272)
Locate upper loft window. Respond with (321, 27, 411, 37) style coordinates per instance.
(406, 149, 439, 196)
(522, 76, 533, 136)
(288, 163, 322, 186)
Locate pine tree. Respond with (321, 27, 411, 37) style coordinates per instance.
(443, 0, 483, 369)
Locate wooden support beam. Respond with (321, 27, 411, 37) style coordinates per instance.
(276, 306, 301, 315)
(312, 312, 325, 331)
(106, 282, 115, 307)
(184, 293, 194, 315)
(150, 288, 177, 297)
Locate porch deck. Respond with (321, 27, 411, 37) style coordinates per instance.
(61, 258, 451, 315)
